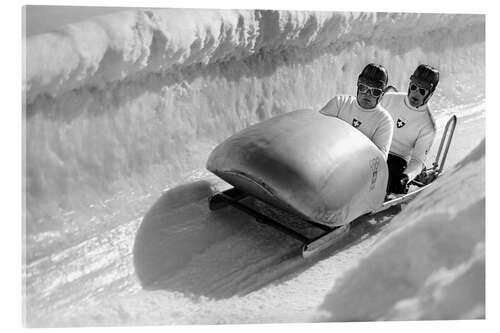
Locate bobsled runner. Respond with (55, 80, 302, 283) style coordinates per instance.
(206, 109, 457, 258)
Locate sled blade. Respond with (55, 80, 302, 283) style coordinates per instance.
(208, 187, 248, 211)
(373, 184, 431, 214)
(211, 192, 312, 244)
(302, 224, 351, 258)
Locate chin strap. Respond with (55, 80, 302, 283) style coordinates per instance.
(422, 91, 434, 106)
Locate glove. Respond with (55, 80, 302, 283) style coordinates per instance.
(418, 169, 437, 184)
(393, 174, 410, 194)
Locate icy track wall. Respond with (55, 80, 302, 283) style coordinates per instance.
(25, 9, 485, 226)
(318, 140, 485, 320)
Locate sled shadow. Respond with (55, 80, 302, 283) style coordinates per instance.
(133, 180, 401, 300)
(133, 180, 245, 286)
(133, 179, 302, 299)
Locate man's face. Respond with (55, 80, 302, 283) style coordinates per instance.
(357, 82, 383, 109)
(408, 81, 431, 108)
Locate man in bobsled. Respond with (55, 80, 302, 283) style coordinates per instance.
(319, 63, 394, 160)
(382, 64, 439, 194)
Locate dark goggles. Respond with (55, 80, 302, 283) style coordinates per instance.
(410, 83, 429, 96)
(358, 83, 383, 97)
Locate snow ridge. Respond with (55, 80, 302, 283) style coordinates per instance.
(25, 9, 483, 103)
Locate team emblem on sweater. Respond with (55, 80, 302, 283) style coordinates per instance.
(352, 118, 362, 128)
(396, 118, 407, 128)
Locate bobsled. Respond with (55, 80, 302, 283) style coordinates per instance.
(207, 109, 456, 257)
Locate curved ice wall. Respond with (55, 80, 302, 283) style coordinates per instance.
(25, 9, 485, 227)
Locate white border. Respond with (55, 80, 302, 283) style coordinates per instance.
(4, 1, 497, 332)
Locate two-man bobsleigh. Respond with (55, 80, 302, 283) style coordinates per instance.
(206, 109, 456, 258)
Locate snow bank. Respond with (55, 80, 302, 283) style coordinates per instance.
(24, 8, 485, 258)
(25, 10, 483, 103)
(317, 140, 485, 321)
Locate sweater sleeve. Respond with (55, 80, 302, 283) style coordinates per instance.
(405, 124, 437, 180)
(405, 159, 424, 181)
(372, 113, 394, 160)
(412, 124, 436, 165)
(319, 96, 342, 117)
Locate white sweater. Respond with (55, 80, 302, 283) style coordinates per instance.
(381, 92, 437, 179)
(319, 95, 394, 159)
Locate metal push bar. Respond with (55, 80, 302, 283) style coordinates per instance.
(433, 115, 457, 174)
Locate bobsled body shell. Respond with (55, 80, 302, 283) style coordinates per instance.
(206, 109, 388, 227)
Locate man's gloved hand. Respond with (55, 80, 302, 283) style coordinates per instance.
(414, 167, 441, 186)
(393, 173, 410, 194)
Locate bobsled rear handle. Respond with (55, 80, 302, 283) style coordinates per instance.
(433, 115, 457, 173)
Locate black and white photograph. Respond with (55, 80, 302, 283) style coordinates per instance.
(19, 0, 488, 329)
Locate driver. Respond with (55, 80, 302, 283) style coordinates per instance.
(382, 64, 439, 194)
(319, 63, 394, 159)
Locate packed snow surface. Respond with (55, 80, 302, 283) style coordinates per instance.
(24, 7, 485, 326)
(318, 140, 485, 321)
